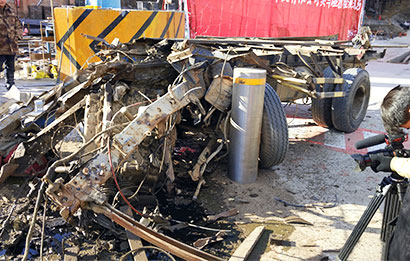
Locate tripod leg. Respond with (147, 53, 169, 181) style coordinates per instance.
(338, 184, 392, 261)
(381, 185, 398, 242)
(381, 182, 407, 242)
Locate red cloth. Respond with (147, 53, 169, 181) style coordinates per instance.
(2, 145, 48, 177)
(187, 0, 363, 40)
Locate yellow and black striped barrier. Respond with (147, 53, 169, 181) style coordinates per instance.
(54, 7, 185, 79)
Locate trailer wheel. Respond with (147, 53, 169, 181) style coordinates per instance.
(311, 67, 336, 128)
(331, 68, 370, 133)
(259, 83, 289, 169)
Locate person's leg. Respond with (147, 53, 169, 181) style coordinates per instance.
(0, 55, 6, 87)
(4, 55, 16, 89)
(0, 55, 6, 74)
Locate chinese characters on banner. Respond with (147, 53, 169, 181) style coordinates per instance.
(187, 0, 363, 40)
(279, 0, 362, 11)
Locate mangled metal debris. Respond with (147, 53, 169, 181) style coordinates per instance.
(0, 30, 384, 259)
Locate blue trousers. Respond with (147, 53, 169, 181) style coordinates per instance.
(0, 55, 16, 88)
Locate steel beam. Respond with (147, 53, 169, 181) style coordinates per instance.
(91, 203, 223, 261)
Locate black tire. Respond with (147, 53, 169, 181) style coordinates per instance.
(311, 67, 336, 128)
(259, 83, 289, 169)
(331, 68, 370, 133)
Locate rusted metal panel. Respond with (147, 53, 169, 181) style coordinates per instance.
(45, 153, 114, 220)
(101, 83, 114, 147)
(83, 93, 100, 154)
(114, 81, 199, 155)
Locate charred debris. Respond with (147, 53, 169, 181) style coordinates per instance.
(0, 32, 383, 260)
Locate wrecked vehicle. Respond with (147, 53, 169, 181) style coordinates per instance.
(0, 31, 384, 259)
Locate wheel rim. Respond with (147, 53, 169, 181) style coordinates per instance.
(351, 83, 366, 120)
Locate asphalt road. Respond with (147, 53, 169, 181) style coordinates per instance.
(263, 43, 410, 260)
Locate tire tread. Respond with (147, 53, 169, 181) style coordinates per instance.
(331, 68, 370, 133)
(259, 83, 289, 169)
(312, 67, 336, 127)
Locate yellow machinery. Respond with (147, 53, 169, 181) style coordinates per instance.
(54, 7, 185, 79)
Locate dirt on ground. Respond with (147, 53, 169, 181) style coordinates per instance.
(0, 101, 391, 261)
(1, 35, 410, 260)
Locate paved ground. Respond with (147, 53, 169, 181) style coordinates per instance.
(1, 36, 409, 260)
(263, 39, 410, 260)
(204, 39, 410, 261)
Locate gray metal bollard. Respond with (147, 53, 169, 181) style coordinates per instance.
(228, 68, 266, 184)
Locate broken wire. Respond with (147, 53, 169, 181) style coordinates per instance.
(40, 197, 48, 261)
(127, 173, 148, 200)
(138, 90, 153, 103)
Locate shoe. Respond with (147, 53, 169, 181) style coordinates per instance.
(5, 84, 16, 91)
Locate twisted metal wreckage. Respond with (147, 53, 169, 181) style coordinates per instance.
(0, 30, 384, 259)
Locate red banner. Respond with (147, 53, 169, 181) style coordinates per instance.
(187, 0, 363, 40)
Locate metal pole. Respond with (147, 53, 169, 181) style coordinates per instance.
(183, 0, 189, 38)
(228, 68, 266, 184)
(358, 0, 366, 31)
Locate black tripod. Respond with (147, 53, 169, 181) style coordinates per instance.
(338, 172, 408, 261)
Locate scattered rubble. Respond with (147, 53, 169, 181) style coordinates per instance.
(363, 0, 410, 39)
(0, 32, 385, 259)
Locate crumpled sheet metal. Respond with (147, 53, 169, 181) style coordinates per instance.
(46, 81, 201, 219)
(114, 82, 196, 154)
(1, 36, 384, 201)
(0, 36, 383, 205)
(0, 36, 385, 260)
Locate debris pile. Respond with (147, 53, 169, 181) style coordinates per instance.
(363, 0, 410, 40)
(0, 33, 383, 259)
